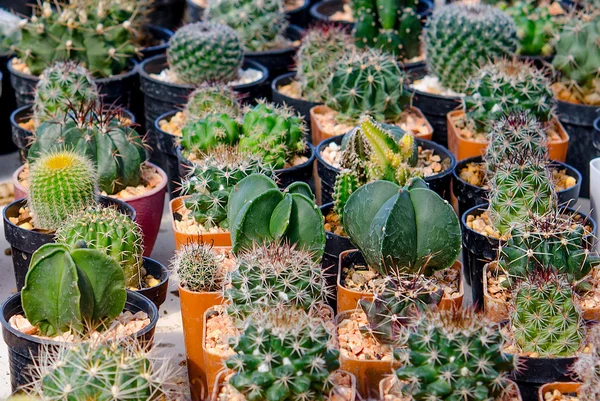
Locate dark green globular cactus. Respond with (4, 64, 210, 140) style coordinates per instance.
(342, 179, 461, 275)
(181, 113, 241, 157)
(227, 174, 326, 259)
(225, 308, 340, 401)
(21, 243, 126, 337)
(184, 85, 242, 121)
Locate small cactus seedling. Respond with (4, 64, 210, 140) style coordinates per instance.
(184, 85, 242, 121)
(225, 307, 340, 401)
(342, 178, 461, 275)
(27, 150, 97, 231)
(572, 325, 600, 401)
(55, 206, 144, 289)
(21, 243, 126, 337)
(227, 174, 326, 259)
(170, 243, 228, 293)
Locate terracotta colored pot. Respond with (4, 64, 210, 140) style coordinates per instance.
(170, 196, 232, 250)
(336, 250, 464, 313)
(12, 162, 167, 256)
(310, 105, 434, 145)
(538, 382, 580, 401)
(202, 306, 234, 395)
(447, 110, 570, 162)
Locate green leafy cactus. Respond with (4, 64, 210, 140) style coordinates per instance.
(181, 113, 240, 157)
(171, 243, 228, 292)
(184, 84, 241, 121)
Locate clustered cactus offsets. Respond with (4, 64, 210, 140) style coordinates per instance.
(171, 243, 230, 292)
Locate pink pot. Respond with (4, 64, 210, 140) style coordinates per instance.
(12, 162, 167, 256)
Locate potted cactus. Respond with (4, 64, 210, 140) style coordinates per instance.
(410, 2, 518, 146)
(0, 8, 22, 155)
(310, 49, 433, 145)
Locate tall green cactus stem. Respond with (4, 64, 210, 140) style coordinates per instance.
(171, 243, 228, 292)
(342, 178, 461, 275)
(55, 207, 144, 289)
(511, 273, 585, 357)
(296, 26, 353, 103)
(351, 0, 422, 61)
(333, 169, 363, 220)
(395, 309, 516, 401)
(326, 49, 412, 124)
(167, 22, 243, 85)
(184, 85, 241, 121)
(180, 147, 272, 229)
(502, 0, 560, 56)
(21, 243, 126, 337)
(181, 113, 240, 157)
(28, 105, 147, 195)
(573, 325, 600, 401)
(239, 102, 307, 169)
(423, 3, 518, 93)
(28, 150, 97, 231)
(224, 242, 330, 319)
(227, 174, 326, 259)
(225, 307, 340, 401)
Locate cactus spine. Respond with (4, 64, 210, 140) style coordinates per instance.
(502, 0, 560, 56)
(184, 85, 241, 121)
(171, 243, 228, 292)
(573, 325, 600, 400)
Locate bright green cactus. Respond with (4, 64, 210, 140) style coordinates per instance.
(184, 85, 241, 121)
(502, 0, 561, 56)
(238, 102, 307, 169)
(227, 174, 326, 259)
(55, 206, 144, 289)
(167, 21, 244, 85)
(180, 146, 272, 229)
(225, 307, 340, 401)
(224, 242, 330, 320)
(326, 49, 412, 124)
(351, 0, 422, 61)
(181, 113, 240, 157)
(21, 243, 126, 337)
(423, 3, 518, 93)
(463, 58, 556, 132)
(511, 273, 585, 357)
(171, 243, 228, 292)
(395, 309, 516, 401)
(342, 178, 461, 275)
(28, 105, 147, 195)
(27, 150, 97, 231)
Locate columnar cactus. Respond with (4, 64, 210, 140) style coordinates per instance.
(463, 59, 556, 132)
(423, 3, 518, 92)
(171, 243, 228, 292)
(224, 242, 330, 319)
(342, 178, 461, 275)
(55, 207, 144, 289)
(167, 22, 244, 85)
(573, 325, 600, 401)
(326, 50, 411, 124)
(225, 308, 340, 401)
(28, 150, 97, 231)
(184, 85, 241, 121)
(503, 0, 560, 56)
(21, 243, 126, 336)
(395, 309, 516, 401)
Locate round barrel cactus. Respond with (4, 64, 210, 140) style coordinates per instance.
(184, 85, 242, 120)
(171, 243, 228, 292)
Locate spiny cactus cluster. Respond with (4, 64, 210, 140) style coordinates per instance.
(225, 307, 340, 401)
(0, 8, 21, 54)
(171, 243, 228, 292)
(32, 62, 99, 125)
(572, 325, 600, 401)
(184, 85, 241, 121)
(463, 58, 556, 132)
(224, 242, 330, 319)
(167, 21, 243, 85)
(395, 308, 516, 401)
(55, 206, 144, 288)
(180, 146, 273, 229)
(27, 150, 97, 231)
(181, 113, 240, 156)
(423, 3, 518, 93)
(502, 0, 560, 56)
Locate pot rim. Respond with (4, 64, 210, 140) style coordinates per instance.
(140, 256, 170, 290)
(140, 24, 174, 54)
(244, 25, 304, 57)
(406, 66, 463, 101)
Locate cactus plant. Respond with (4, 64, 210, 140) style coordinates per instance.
(572, 325, 600, 401)
(167, 21, 244, 85)
(463, 58, 556, 132)
(27, 150, 97, 231)
(227, 174, 326, 258)
(55, 206, 144, 289)
(394, 308, 516, 401)
(184, 85, 241, 121)
(181, 113, 240, 157)
(502, 0, 561, 56)
(351, 0, 422, 61)
(28, 104, 147, 195)
(224, 242, 330, 319)
(21, 243, 126, 337)
(225, 307, 340, 401)
(326, 49, 412, 124)
(423, 3, 518, 92)
(171, 243, 228, 292)
(342, 178, 461, 275)
(180, 146, 273, 229)
(0, 8, 21, 54)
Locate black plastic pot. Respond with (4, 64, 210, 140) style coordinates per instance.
(245, 25, 304, 80)
(0, 53, 17, 155)
(3, 196, 136, 291)
(272, 72, 321, 142)
(7, 57, 139, 109)
(2, 0, 33, 16)
(452, 156, 582, 217)
(287, 0, 312, 27)
(148, 0, 186, 30)
(320, 202, 353, 299)
(1, 290, 158, 392)
(517, 54, 553, 70)
(138, 25, 174, 61)
(559, 99, 600, 198)
(154, 110, 183, 199)
(408, 66, 462, 147)
(138, 257, 170, 309)
(186, 0, 205, 21)
(511, 352, 577, 401)
(316, 134, 456, 204)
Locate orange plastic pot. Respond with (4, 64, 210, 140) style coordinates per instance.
(170, 196, 232, 250)
(538, 382, 580, 401)
(202, 306, 234, 394)
(447, 110, 570, 162)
